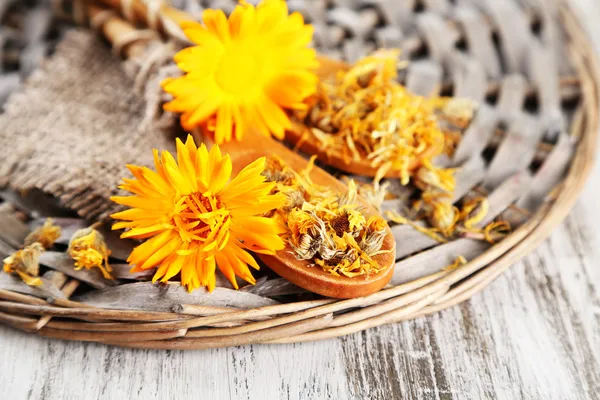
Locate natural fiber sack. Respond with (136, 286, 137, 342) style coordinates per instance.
(0, 30, 176, 221)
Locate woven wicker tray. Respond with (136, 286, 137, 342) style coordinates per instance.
(0, 0, 597, 349)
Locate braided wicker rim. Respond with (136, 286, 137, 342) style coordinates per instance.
(0, 2, 598, 350)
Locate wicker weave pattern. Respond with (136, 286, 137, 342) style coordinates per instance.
(0, 0, 61, 108)
(0, 0, 597, 349)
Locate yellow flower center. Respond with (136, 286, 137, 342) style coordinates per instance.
(215, 42, 264, 96)
(174, 192, 230, 244)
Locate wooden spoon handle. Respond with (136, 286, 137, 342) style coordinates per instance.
(212, 129, 345, 191)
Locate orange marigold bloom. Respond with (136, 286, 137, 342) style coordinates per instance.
(111, 135, 286, 292)
(162, 0, 319, 144)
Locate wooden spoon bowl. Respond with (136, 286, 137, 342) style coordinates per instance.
(285, 56, 443, 178)
(286, 121, 444, 178)
(216, 131, 396, 299)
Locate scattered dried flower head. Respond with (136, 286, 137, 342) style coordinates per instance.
(294, 49, 469, 187)
(68, 227, 113, 280)
(111, 135, 286, 292)
(24, 218, 61, 249)
(440, 98, 477, 128)
(3, 242, 44, 286)
(386, 193, 510, 245)
(341, 177, 391, 213)
(263, 157, 389, 278)
(163, 0, 318, 144)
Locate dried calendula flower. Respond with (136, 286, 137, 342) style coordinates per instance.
(414, 160, 456, 193)
(359, 216, 389, 255)
(387, 186, 509, 244)
(3, 242, 44, 286)
(428, 200, 459, 236)
(24, 218, 61, 249)
(416, 192, 459, 237)
(388, 188, 511, 244)
(440, 98, 476, 128)
(342, 178, 390, 212)
(68, 227, 113, 280)
(263, 157, 389, 278)
(295, 49, 467, 187)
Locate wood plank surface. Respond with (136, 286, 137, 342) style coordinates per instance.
(1, 0, 600, 399)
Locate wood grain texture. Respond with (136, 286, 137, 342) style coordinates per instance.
(1, 0, 600, 399)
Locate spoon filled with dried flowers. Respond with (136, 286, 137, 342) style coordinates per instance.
(89, 2, 397, 298)
(286, 49, 472, 186)
(220, 131, 396, 298)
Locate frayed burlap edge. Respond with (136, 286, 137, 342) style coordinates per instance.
(0, 30, 179, 222)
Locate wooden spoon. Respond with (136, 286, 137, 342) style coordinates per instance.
(218, 130, 396, 299)
(88, 4, 396, 298)
(94, 0, 442, 178)
(285, 58, 445, 178)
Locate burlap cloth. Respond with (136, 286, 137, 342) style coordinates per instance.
(0, 30, 176, 221)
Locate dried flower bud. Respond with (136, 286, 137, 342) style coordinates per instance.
(3, 243, 44, 286)
(287, 209, 318, 237)
(429, 201, 458, 234)
(290, 233, 321, 260)
(355, 180, 390, 212)
(442, 98, 476, 127)
(283, 189, 306, 211)
(68, 227, 113, 280)
(24, 219, 61, 249)
(360, 230, 387, 256)
(415, 162, 456, 193)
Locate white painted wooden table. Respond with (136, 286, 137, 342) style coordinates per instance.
(2, 1, 600, 399)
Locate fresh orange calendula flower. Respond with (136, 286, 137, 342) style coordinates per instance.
(111, 135, 286, 292)
(162, 0, 319, 144)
